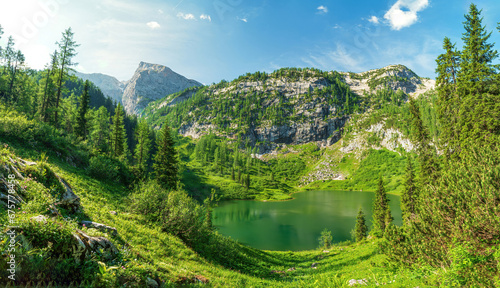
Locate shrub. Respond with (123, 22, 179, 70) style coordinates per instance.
(88, 155, 132, 185)
(129, 180, 212, 247)
(318, 228, 333, 249)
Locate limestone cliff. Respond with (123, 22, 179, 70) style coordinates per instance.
(122, 62, 202, 115)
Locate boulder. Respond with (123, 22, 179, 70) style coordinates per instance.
(80, 221, 118, 236)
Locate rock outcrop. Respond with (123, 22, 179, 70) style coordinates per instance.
(73, 71, 125, 104)
(122, 62, 202, 115)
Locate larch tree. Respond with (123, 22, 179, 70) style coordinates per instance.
(153, 123, 179, 190)
(40, 51, 59, 123)
(75, 80, 90, 139)
(54, 28, 79, 125)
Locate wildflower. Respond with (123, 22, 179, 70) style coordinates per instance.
(83, 224, 86, 227)
(122, 266, 125, 269)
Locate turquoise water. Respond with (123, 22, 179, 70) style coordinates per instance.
(213, 190, 402, 251)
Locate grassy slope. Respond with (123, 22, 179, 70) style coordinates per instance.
(0, 136, 438, 287)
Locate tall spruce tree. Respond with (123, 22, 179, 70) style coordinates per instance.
(91, 106, 110, 152)
(134, 119, 151, 173)
(75, 80, 90, 139)
(401, 158, 417, 225)
(372, 176, 390, 237)
(457, 4, 499, 146)
(409, 98, 439, 186)
(153, 123, 179, 190)
(40, 51, 58, 123)
(435, 37, 461, 156)
(354, 207, 368, 242)
(110, 103, 128, 159)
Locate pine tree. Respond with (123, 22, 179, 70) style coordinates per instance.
(231, 167, 235, 181)
(245, 173, 250, 190)
(237, 167, 241, 182)
(91, 106, 110, 152)
(372, 176, 390, 237)
(409, 98, 439, 186)
(54, 28, 79, 125)
(75, 80, 90, 139)
(354, 207, 368, 242)
(153, 123, 179, 190)
(40, 51, 58, 123)
(134, 119, 151, 173)
(110, 103, 128, 159)
(457, 4, 499, 146)
(435, 37, 461, 156)
(401, 158, 417, 225)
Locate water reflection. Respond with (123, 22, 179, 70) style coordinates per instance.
(213, 190, 401, 251)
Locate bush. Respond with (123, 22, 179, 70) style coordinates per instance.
(318, 228, 333, 249)
(129, 180, 212, 246)
(88, 155, 132, 185)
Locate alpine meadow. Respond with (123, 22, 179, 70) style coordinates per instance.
(0, 1, 500, 287)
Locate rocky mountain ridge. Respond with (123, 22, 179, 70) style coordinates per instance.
(145, 65, 435, 153)
(75, 62, 202, 115)
(73, 71, 125, 104)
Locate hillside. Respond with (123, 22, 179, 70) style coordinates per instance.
(0, 106, 434, 287)
(142, 65, 438, 198)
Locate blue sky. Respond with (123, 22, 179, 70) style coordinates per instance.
(0, 0, 499, 84)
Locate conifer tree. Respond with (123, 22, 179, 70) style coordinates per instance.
(54, 28, 79, 125)
(409, 98, 439, 186)
(153, 123, 179, 190)
(231, 167, 235, 181)
(110, 103, 128, 159)
(372, 176, 390, 237)
(91, 106, 110, 152)
(354, 208, 368, 242)
(75, 80, 90, 139)
(457, 4, 499, 146)
(401, 158, 417, 225)
(237, 167, 241, 182)
(40, 51, 58, 124)
(134, 119, 151, 173)
(435, 37, 461, 155)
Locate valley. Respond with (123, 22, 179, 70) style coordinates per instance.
(0, 2, 499, 287)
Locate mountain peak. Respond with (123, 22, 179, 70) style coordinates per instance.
(137, 61, 172, 72)
(121, 62, 202, 115)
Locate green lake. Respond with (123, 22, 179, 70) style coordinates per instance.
(213, 190, 402, 251)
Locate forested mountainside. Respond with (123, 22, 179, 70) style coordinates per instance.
(0, 3, 499, 287)
(144, 65, 433, 150)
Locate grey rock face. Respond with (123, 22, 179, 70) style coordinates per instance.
(122, 62, 202, 115)
(73, 71, 125, 103)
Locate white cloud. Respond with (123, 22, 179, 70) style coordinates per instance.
(200, 14, 211, 22)
(147, 21, 161, 30)
(317, 5, 328, 14)
(302, 43, 365, 72)
(177, 12, 196, 20)
(237, 17, 248, 23)
(333, 24, 341, 29)
(368, 16, 379, 24)
(384, 0, 429, 30)
(158, 9, 164, 14)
